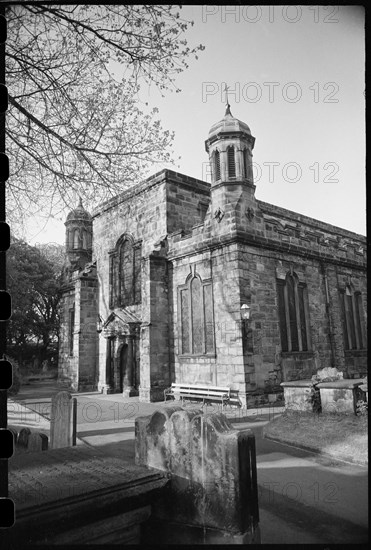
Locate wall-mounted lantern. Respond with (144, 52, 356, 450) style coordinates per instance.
(240, 304, 251, 321)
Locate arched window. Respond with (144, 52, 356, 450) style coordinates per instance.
(227, 146, 236, 178)
(109, 235, 142, 308)
(214, 149, 221, 181)
(191, 277, 203, 354)
(119, 239, 134, 306)
(73, 229, 80, 249)
(82, 230, 88, 249)
(68, 229, 74, 249)
(69, 304, 75, 356)
(178, 273, 215, 355)
(339, 286, 365, 350)
(276, 272, 310, 352)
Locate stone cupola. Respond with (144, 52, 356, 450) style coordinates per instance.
(205, 103, 255, 187)
(65, 197, 93, 270)
(204, 104, 257, 234)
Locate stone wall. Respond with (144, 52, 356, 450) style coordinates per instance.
(92, 170, 211, 398)
(77, 274, 98, 391)
(58, 282, 79, 390)
(165, 171, 210, 234)
(167, 173, 367, 395)
(58, 268, 98, 392)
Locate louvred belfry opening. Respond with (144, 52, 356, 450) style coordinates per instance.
(214, 149, 221, 181)
(227, 146, 236, 178)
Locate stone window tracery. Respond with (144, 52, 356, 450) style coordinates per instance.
(178, 273, 215, 355)
(276, 272, 310, 352)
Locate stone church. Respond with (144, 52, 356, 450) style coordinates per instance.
(58, 104, 367, 405)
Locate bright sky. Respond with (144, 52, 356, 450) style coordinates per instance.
(27, 5, 365, 245)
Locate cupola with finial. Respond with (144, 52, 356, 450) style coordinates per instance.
(205, 87, 255, 187)
(65, 197, 93, 269)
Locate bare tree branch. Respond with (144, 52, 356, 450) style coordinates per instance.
(5, 4, 204, 234)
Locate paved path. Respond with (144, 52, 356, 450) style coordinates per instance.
(8, 379, 369, 544)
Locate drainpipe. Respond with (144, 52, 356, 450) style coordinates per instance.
(320, 261, 335, 368)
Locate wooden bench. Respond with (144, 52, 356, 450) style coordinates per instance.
(164, 383, 241, 410)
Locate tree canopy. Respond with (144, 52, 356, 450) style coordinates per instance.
(7, 237, 63, 365)
(5, 4, 204, 233)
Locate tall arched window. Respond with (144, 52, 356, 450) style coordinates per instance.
(227, 146, 236, 178)
(109, 235, 142, 308)
(276, 272, 310, 352)
(82, 229, 88, 249)
(191, 277, 203, 354)
(339, 286, 365, 350)
(214, 149, 221, 181)
(73, 229, 80, 249)
(69, 304, 75, 356)
(68, 229, 74, 249)
(178, 273, 215, 355)
(119, 239, 134, 306)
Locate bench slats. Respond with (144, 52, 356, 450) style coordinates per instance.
(170, 384, 230, 392)
(164, 382, 242, 408)
(173, 389, 228, 395)
(179, 395, 227, 402)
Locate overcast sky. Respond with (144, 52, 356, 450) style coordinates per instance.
(27, 5, 365, 245)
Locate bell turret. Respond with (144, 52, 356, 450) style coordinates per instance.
(65, 197, 92, 270)
(205, 102, 255, 186)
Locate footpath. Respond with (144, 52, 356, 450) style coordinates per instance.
(7, 379, 369, 545)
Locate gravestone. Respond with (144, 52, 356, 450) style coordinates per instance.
(28, 432, 48, 452)
(17, 428, 31, 449)
(136, 407, 260, 544)
(50, 391, 77, 449)
(280, 379, 314, 412)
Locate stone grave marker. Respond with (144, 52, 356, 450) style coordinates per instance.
(50, 391, 77, 449)
(136, 407, 260, 544)
(17, 427, 31, 449)
(27, 432, 48, 452)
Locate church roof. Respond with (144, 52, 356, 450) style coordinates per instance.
(207, 104, 252, 139)
(66, 197, 92, 222)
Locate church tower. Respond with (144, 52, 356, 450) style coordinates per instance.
(65, 197, 93, 271)
(205, 102, 257, 232)
(59, 198, 97, 392)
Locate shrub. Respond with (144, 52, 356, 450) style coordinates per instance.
(356, 400, 368, 416)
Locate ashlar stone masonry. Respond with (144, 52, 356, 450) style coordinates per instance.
(58, 103, 367, 404)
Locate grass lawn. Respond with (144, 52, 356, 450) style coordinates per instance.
(263, 410, 368, 465)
